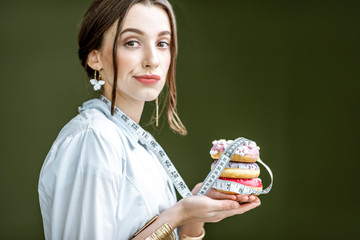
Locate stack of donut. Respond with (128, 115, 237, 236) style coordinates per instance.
(210, 139, 263, 194)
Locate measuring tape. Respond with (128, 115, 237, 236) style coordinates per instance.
(80, 96, 273, 199)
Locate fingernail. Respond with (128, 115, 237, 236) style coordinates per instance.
(250, 196, 255, 201)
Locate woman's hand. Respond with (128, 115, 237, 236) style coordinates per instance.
(177, 194, 260, 225)
(177, 183, 261, 237)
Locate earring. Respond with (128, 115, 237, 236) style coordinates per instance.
(156, 97, 159, 127)
(90, 70, 105, 91)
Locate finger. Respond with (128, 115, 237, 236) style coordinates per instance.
(236, 195, 258, 203)
(235, 195, 251, 202)
(206, 200, 261, 223)
(191, 183, 203, 195)
(220, 199, 261, 217)
(206, 189, 236, 200)
(209, 199, 241, 211)
(237, 199, 261, 214)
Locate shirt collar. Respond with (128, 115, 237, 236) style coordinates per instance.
(80, 97, 140, 150)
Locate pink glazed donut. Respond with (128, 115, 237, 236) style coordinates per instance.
(210, 139, 260, 163)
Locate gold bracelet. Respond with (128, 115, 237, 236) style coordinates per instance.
(180, 227, 205, 240)
(145, 223, 176, 240)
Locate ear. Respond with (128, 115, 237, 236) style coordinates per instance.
(87, 50, 102, 71)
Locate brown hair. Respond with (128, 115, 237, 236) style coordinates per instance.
(78, 0, 187, 135)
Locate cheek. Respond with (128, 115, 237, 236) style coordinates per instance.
(117, 52, 137, 76)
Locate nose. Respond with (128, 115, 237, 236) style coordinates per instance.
(142, 45, 160, 69)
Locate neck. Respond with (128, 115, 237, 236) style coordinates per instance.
(103, 90, 144, 124)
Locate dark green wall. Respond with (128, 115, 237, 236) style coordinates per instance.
(1, 0, 359, 239)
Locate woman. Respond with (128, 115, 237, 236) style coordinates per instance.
(38, 0, 261, 239)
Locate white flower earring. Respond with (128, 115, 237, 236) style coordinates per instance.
(89, 70, 105, 91)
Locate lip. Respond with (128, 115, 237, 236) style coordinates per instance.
(134, 74, 161, 85)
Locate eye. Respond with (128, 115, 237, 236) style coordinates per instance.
(157, 41, 170, 49)
(125, 40, 141, 48)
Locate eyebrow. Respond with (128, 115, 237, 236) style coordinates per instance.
(120, 28, 171, 37)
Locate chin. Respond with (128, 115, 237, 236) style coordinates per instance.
(143, 96, 158, 102)
(138, 89, 161, 102)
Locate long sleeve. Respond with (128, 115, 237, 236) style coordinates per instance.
(39, 107, 177, 240)
(39, 124, 124, 239)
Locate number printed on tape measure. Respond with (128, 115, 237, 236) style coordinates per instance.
(150, 140, 157, 149)
(171, 171, 179, 178)
(158, 150, 165, 158)
(121, 115, 129, 122)
(131, 123, 139, 130)
(178, 182, 186, 190)
(163, 160, 172, 168)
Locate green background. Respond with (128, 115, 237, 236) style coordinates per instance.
(1, 0, 359, 239)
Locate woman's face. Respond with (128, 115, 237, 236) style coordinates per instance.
(96, 3, 172, 104)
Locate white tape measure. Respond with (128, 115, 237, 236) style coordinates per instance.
(80, 96, 273, 199)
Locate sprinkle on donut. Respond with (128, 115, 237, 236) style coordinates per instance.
(210, 139, 260, 162)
